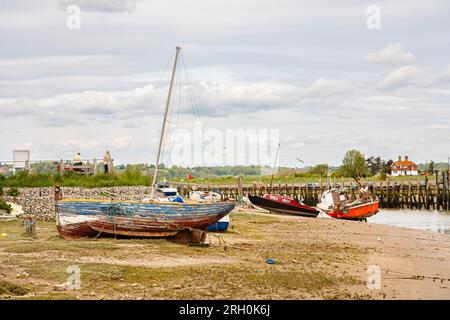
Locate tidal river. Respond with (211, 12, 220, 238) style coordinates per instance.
(368, 209, 450, 234)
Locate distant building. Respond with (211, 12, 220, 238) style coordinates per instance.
(391, 155, 418, 176)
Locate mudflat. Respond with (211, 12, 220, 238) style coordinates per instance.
(0, 209, 449, 300)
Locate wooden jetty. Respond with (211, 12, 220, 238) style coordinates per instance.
(173, 172, 450, 211)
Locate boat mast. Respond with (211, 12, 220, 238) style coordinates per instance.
(150, 46, 181, 199)
(269, 143, 280, 192)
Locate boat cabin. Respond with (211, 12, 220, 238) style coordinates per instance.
(155, 182, 178, 197)
(317, 190, 347, 210)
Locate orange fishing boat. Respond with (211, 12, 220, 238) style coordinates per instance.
(317, 188, 379, 221)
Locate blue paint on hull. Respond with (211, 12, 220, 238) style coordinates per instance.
(207, 221, 229, 232)
(56, 200, 235, 238)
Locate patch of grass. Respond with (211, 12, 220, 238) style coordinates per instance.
(15, 293, 77, 300)
(0, 168, 150, 188)
(247, 219, 279, 225)
(0, 279, 29, 296)
(6, 187, 20, 197)
(4, 241, 119, 254)
(0, 199, 12, 213)
(242, 270, 338, 291)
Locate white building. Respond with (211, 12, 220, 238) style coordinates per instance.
(391, 155, 418, 176)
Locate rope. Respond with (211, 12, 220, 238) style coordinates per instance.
(118, 51, 174, 158)
(180, 53, 201, 122)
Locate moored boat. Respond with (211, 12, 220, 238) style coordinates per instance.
(56, 47, 235, 241)
(317, 188, 379, 220)
(56, 198, 234, 239)
(248, 194, 320, 217)
(207, 215, 230, 232)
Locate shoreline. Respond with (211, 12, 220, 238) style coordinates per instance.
(0, 208, 449, 299)
(2, 186, 450, 222)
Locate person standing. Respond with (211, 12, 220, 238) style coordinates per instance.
(73, 153, 82, 165)
(73, 153, 82, 172)
(103, 150, 112, 173)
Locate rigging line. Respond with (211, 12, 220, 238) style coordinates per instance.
(180, 53, 201, 122)
(185, 67, 201, 122)
(175, 56, 183, 132)
(160, 58, 183, 168)
(181, 54, 201, 120)
(163, 64, 182, 167)
(118, 52, 174, 159)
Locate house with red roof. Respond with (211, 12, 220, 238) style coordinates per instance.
(391, 155, 418, 176)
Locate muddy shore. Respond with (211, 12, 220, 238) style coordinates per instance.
(0, 208, 449, 300)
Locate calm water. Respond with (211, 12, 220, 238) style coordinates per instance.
(368, 209, 450, 234)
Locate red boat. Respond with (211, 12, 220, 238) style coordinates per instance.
(317, 189, 379, 221)
(248, 194, 320, 217)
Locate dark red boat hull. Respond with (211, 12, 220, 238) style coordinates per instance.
(248, 194, 319, 217)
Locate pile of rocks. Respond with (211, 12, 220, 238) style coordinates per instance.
(1, 186, 152, 222)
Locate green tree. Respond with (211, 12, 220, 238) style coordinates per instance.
(309, 164, 329, 175)
(428, 161, 434, 174)
(340, 150, 369, 178)
(366, 156, 383, 176)
(382, 159, 393, 174)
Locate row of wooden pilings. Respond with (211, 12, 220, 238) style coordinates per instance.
(175, 172, 450, 211)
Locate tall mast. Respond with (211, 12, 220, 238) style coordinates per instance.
(150, 46, 181, 199)
(269, 143, 280, 192)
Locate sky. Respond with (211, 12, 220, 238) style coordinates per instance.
(0, 0, 450, 167)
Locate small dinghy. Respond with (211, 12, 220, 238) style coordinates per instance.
(207, 215, 230, 232)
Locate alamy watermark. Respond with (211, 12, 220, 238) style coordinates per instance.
(66, 265, 81, 290)
(366, 5, 381, 30)
(167, 122, 280, 172)
(66, 5, 81, 30)
(367, 264, 381, 290)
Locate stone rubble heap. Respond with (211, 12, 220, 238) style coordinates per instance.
(1, 186, 152, 222)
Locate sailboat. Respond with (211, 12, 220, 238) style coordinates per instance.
(247, 144, 320, 217)
(56, 47, 235, 241)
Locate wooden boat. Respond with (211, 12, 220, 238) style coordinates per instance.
(317, 189, 379, 221)
(248, 194, 320, 217)
(56, 199, 234, 239)
(56, 47, 234, 240)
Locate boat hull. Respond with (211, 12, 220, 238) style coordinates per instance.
(207, 215, 230, 232)
(56, 199, 234, 239)
(248, 195, 319, 217)
(325, 201, 379, 220)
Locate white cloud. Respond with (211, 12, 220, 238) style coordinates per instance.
(379, 65, 450, 90)
(1, 78, 351, 122)
(301, 78, 350, 97)
(1, 1, 450, 165)
(379, 66, 422, 89)
(57, 0, 142, 12)
(0, 98, 38, 116)
(365, 43, 414, 65)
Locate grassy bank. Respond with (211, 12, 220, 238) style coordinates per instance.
(0, 167, 150, 188)
(0, 169, 429, 188)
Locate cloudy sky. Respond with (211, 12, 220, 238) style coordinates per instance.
(1, 0, 449, 167)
